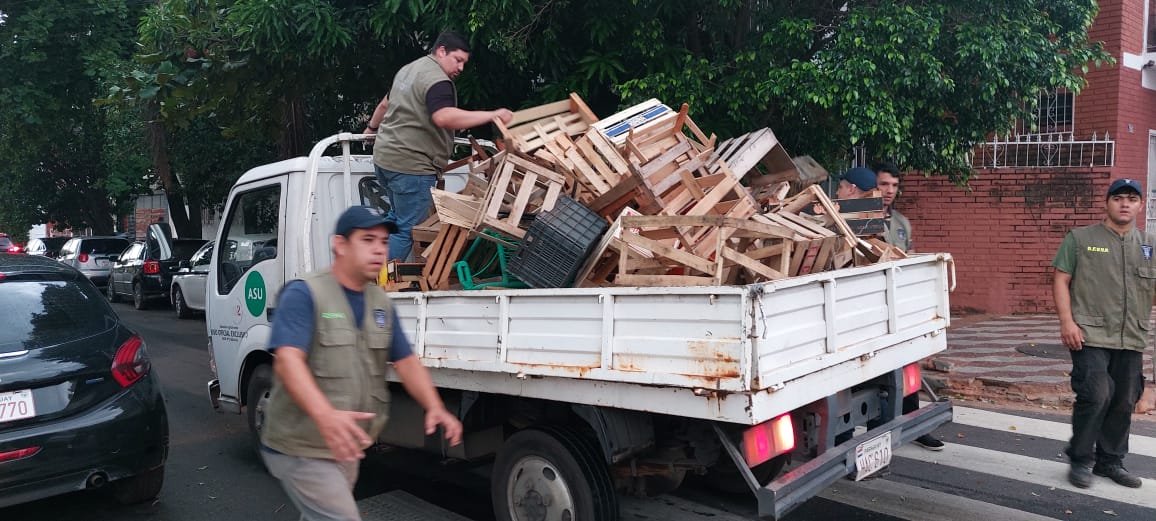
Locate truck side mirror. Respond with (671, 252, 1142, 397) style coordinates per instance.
(178, 260, 191, 271)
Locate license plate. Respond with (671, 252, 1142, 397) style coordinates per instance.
(854, 431, 892, 481)
(0, 389, 36, 424)
(96, 259, 110, 268)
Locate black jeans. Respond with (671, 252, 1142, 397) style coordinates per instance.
(1066, 346, 1144, 467)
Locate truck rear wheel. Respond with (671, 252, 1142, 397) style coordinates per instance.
(492, 427, 618, 521)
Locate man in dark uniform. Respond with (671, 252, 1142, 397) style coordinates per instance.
(1053, 178, 1153, 489)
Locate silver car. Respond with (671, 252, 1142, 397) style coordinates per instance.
(56, 236, 131, 289)
(170, 241, 213, 319)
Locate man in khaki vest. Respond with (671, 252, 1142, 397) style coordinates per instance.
(363, 31, 514, 261)
(1053, 178, 1153, 489)
(872, 161, 943, 452)
(260, 205, 463, 520)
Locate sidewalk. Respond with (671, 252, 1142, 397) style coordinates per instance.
(925, 313, 1155, 408)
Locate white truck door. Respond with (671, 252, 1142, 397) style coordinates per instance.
(206, 176, 287, 403)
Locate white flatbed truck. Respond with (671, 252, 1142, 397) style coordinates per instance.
(205, 133, 954, 520)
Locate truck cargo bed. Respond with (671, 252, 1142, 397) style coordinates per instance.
(388, 254, 952, 426)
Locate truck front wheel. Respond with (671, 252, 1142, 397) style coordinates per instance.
(245, 364, 272, 455)
(492, 427, 618, 521)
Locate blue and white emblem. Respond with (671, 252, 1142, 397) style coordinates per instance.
(374, 309, 387, 329)
(1143, 245, 1153, 261)
(897, 228, 907, 242)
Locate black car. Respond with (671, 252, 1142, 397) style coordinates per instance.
(108, 225, 207, 310)
(0, 254, 168, 508)
(24, 237, 69, 258)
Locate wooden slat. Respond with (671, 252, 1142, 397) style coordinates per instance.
(614, 274, 716, 287)
(722, 246, 785, 281)
(618, 233, 716, 275)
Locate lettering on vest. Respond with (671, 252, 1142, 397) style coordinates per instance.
(1086, 246, 1110, 253)
(321, 312, 346, 319)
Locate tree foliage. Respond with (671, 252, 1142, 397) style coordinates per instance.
(0, 0, 144, 238)
(0, 0, 1110, 237)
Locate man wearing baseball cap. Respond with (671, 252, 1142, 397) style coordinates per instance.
(260, 205, 462, 520)
(836, 166, 878, 200)
(1053, 178, 1153, 489)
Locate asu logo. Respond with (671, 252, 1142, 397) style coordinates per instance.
(1086, 246, 1110, 253)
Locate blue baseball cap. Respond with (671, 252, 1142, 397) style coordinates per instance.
(334, 205, 398, 236)
(841, 167, 878, 192)
(1107, 178, 1142, 196)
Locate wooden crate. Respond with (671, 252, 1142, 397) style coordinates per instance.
(494, 93, 599, 155)
(477, 153, 567, 239)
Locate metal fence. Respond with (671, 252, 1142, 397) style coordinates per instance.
(971, 132, 1115, 169)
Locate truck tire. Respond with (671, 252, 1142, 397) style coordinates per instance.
(173, 286, 193, 319)
(245, 364, 273, 456)
(111, 465, 165, 505)
(492, 427, 618, 521)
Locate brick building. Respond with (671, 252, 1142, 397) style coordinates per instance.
(899, 0, 1156, 314)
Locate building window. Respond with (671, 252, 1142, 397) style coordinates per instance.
(1015, 90, 1075, 138)
(1149, 0, 1156, 52)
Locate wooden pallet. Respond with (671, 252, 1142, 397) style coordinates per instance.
(478, 153, 567, 239)
(554, 129, 631, 204)
(419, 224, 472, 290)
(494, 93, 599, 155)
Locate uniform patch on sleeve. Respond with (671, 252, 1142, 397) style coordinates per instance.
(374, 309, 387, 329)
(1143, 245, 1153, 260)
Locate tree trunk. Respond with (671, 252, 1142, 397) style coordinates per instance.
(277, 93, 308, 159)
(145, 103, 199, 238)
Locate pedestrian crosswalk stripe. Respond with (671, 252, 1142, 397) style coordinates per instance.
(948, 405, 1156, 459)
(893, 443, 1156, 508)
(820, 475, 1062, 521)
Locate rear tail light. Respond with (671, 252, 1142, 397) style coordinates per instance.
(903, 363, 922, 397)
(0, 446, 40, 464)
(742, 413, 795, 467)
(143, 260, 161, 274)
(6, 245, 19, 253)
(112, 336, 150, 387)
(78, 253, 89, 263)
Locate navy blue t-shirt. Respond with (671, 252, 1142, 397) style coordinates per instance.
(267, 280, 413, 361)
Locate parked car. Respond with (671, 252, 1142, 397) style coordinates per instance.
(0, 234, 21, 254)
(56, 236, 131, 289)
(24, 237, 69, 258)
(0, 254, 168, 508)
(170, 241, 214, 319)
(108, 225, 207, 310)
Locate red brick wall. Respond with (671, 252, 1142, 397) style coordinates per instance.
(135, 208, 167, 239)
(906, 0, 1156, 315)
(899, 168, 1112, 314)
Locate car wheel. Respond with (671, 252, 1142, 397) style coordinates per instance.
(492, 427, 618, 521)
(106, 282, 121, 303)
(133, 282, 148, 310)
(245, 364, 273, 457)
(173, 286, 192, 319)
(111, 465, 165, 505)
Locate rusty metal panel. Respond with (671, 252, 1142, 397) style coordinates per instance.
(610, 293, 745, 382)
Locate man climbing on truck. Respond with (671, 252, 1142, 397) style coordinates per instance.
(363, 31, 514, 262)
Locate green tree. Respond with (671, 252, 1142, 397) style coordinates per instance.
(0, 0, 144, 238)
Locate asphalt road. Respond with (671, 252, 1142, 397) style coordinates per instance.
(9, 299, 1124, 521)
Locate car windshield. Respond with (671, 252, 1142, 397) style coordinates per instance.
(0, 276, 117, 353)
(81, 238, 129, 255)
(171, 240, 208, 261)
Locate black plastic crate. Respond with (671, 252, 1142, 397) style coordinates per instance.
(509, 196, 608, 288)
